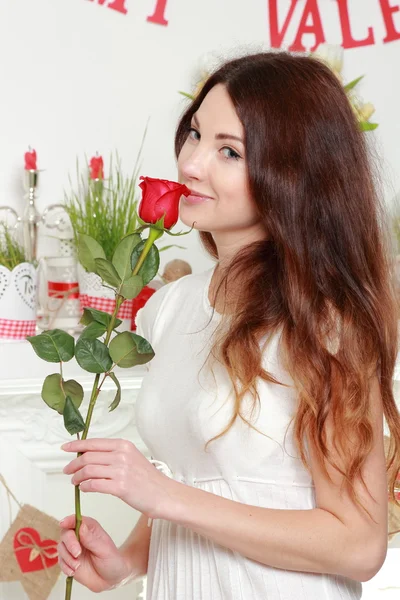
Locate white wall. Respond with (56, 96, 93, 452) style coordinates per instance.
(0, 0, 400, 273)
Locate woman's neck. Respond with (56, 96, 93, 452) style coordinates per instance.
(208, 262, 240, 315)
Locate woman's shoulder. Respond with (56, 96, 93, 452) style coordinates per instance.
(135, 268, 211, 342)
(143, 268, 209, 312)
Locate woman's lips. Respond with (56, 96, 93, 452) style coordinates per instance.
(183, 194, 213, 205)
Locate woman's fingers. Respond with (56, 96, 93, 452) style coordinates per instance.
(60, 514, 102, 531)
(60, 529, 82, 559)
(78, 478, 116, 494)
(71, 465, 114, 486)
(62, 438, 134, 454)
(59, 514, 76, 529)
(58, 541, 81, 573)
(63, 451, 115, 475)
(58, 556, 75, 577)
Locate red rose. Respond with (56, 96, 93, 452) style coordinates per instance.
(24, 149, 37, 170)
(138, 176, 190, 230)
(131, 285, 157, 331)
(89, 156, 104, 180)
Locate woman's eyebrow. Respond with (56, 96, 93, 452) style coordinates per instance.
(192, 113, 244, 145)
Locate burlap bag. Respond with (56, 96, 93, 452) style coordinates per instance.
(0, 503, 61, 600)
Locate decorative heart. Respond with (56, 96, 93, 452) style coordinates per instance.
(12, 263, 36, 310)
(13, 527, 58, 573)
(0, 266, 11, 302)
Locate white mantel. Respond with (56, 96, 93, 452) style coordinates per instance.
(1, 339, 400, 599)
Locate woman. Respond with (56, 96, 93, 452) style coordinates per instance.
(58, 51, 400, 599)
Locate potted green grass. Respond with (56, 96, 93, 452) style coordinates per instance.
(64, 151, 145, 331)
(0, 224, 37, 339)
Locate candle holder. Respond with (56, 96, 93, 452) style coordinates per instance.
(37, 204, 82, 334)
(22, 169, 41, 263)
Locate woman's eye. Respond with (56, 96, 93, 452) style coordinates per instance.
(221, 147, 241, 161)
(188, 127, 200, 141)
(186, 128, 241, 161)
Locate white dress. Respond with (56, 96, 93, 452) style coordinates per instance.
(134, 266, 361, 600)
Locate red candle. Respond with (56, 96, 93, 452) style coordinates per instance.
(24, 148, 37, 170)
(89, 154, 104, 180)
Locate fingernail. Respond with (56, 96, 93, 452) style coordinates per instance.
(72, 547, 81, 558)
(59, 519, 65, 526)
(61, 443, 70, 450)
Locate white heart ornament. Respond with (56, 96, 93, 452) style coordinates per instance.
(0, 266, 11, 302)
(13, 263, 36, 310)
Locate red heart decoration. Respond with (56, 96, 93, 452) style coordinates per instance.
(13, 527, 58, 573)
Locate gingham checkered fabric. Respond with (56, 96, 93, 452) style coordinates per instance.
(79, 294, 133, 319)
(0, 319, 36, 339)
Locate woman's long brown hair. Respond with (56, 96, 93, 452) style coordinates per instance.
(175, 51, 400, 511)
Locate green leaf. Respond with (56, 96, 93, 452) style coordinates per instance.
(109, 331, 154, 368)
(112, 233, 142, 281)
(359, 121, 379, 131)
(78, 233, 106, 273)
(94, 258, 122, 287)
(75, 338, 113, 373)
(130, 242, 160, 286)
(27, 329, 75, 363)
(79, 321, 107, 340)
(119, 275, 143, 300)
(80, 307, 122, 329)
(178, 91, 195, 100)
(41, 373, 84, 414)
(108, 372, 121, 412)
(344, 75, 364, 92)
(63, 396, 86, 436)
(158, 244, 187, 252)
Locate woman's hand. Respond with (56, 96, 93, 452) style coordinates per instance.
(58, 515, 132, 593)
(61, 438, 175, 519)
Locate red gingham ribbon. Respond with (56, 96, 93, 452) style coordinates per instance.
(79, 294, 133, 319)
(0, 319, 36, 339)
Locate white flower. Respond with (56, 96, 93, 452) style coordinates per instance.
(313, 43, 344, 78)
(358, 102, 375, 121)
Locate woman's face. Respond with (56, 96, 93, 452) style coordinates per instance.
(177, 84, 266, 249)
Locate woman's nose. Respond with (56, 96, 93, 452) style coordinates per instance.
(180, 148, 207, 182)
